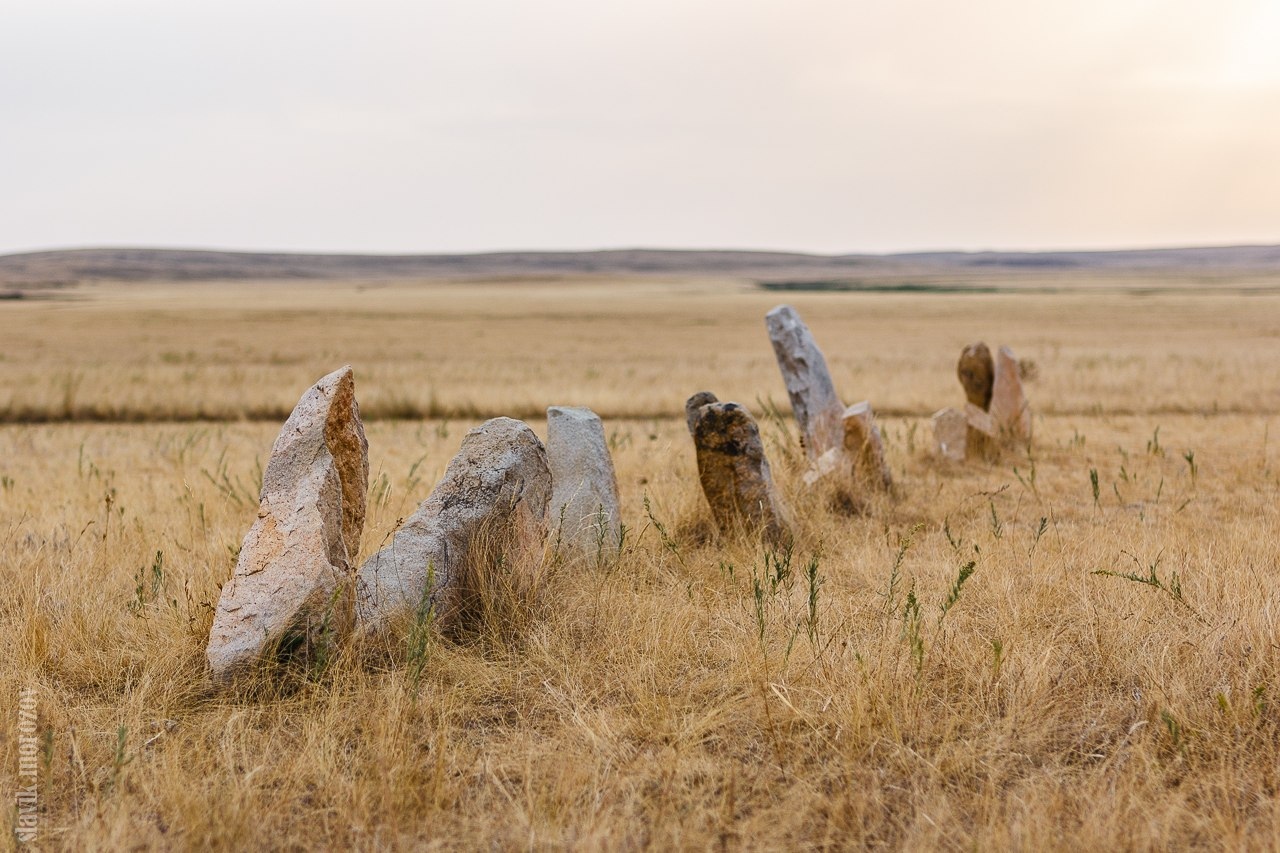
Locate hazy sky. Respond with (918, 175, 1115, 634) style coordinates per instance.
(3, 0, 1278, 255)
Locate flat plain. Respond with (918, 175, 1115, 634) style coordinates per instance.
(2, 274, 1280, 849)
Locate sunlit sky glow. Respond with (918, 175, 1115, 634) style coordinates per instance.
(2, 0, 1278, 255)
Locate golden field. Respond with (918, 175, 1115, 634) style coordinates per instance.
(2, 277, 1280, 850)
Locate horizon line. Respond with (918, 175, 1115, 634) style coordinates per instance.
(3, 239, 1280, 260)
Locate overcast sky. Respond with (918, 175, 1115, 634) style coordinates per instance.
(2, 0, 1278, 255)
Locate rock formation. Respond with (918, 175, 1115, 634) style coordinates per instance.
(935, 342, 1032, 460)
(843, 402, 893, 490)
(764, 305, 846, 462)
(932, 408, 968, 462)
(207, 366, 369, 682)
(546, 406, 622, 564)
(355, 417, 551, 634)
(685, 391, 719, 434)
(957, 343, 995, 409)
(989, 345, 1032, 442)
(687, 394, 791, 546)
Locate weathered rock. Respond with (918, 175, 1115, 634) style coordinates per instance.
(957, 343, 995, 410)
(685, 391, 719, 434)
(843, 402, 892, 490)
(688, 395, 791, 546)
(932, 407, 967, 462)
(355, 417, 551, 634)
(801, 448, 843, 487)
(963, 401, 996, 459)
(207, 366, 369, 681)
(964, 403, 996, 438)
(546, 406, 622, 564)
(989, 345, 1032, 441)
(765, 305, 846, 461)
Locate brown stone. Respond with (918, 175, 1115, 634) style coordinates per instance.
(688, 395, 791, 546)
(957, 343, 995, 410)
(685, 390, 719, 434)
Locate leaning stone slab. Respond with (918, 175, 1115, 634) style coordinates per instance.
(765, 305, 846, 462)
(687, 394, 791, 546)
(207, 366, 369, 682)
(546, 406, 622, 564)
(843, 402, 892, 490)
(964, 403, 996, 438)
(355, 417, 551, 634)
(989, 345, 1032, 441)
(932, 407, 967, 462)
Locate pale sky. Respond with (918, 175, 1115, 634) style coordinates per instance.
(2, 0, 1279, 255)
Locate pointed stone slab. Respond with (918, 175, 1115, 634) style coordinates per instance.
(957, 343, 995, 410)
(546, 406, 622, 564)
(356, 417, 551, 634)
(207, 366, 369, 682)
(989, 345, 1032, 442)
(843, 402, 892, 490)
(687, 395, 791, 547)
(765, 305, 846, 462)
(932, 407, 967, 462)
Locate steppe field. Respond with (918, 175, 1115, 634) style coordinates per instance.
(3, 274, 1280, 850)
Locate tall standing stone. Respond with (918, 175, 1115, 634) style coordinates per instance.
(207, 366, 369, 682)
(957, 343, 996, 458)
(356, 417, 551, 635)
(764, 305, 846, 462)
(687, 394, 791, 547)
(546, 406, 622, 564)
(989, 345, 1032, 441)
(843, 402, 892, 490)
(957, 343, 995, 410)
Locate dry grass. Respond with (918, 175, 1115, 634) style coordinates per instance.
(2, 279, 1280, 850)
(2, 278, 1279, 422)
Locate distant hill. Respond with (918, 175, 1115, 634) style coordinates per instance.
(3, 244, 1280, 287)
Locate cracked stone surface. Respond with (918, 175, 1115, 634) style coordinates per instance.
(356, 417, 551, 634)
(207, 366, 368, 682)
(765, 305, 846, 462)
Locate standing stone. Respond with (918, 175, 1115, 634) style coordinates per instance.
(932, 408, 967, 462)
(765, 305, 846, 462)
(989, 345, 1032, 441)
(843, 402, 892, 490)
(957, 343, 996, 458)
(687, 395, 791, 547)
(356, 418, 551, 634)
(546, 406, 622, 564)
(957, 343, 995, 410)
(207, 366, 369, 682)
